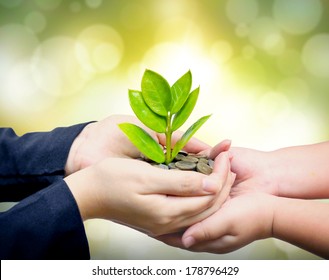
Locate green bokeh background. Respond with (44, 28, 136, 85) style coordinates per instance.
(0, 0, 328, 259)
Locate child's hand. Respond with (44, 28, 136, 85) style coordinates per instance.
(181, 192, 275, 252)
(158, 192, 275, 253)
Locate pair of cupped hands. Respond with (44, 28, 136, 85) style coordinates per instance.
(65, 115, 276, 254)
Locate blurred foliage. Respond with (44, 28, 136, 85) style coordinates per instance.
(0, 0, 327, 259)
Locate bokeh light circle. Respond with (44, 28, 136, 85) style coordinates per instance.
(85, 0, 103, 9)
(249, 17, 285, 55)
(302, 34, 329, 78)
(0, 24, 39, 60)
(273, 0, 322, 35)
(76, 24, 124, 73)
(235, 24, 250, 37)
(92, 43, 122, 72)
(0, 61, 53, 114)
(31, 36, 91, 96)
(24, 11, 47, 34)
(0, 24, 39, 83)
(226, 0, 259, 25)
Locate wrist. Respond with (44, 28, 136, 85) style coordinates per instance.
(266, 194, 279, 239)
(64, 165, 98, 221)
(268, 147, 302, 197)
(254, 193, 277, 240)
(261, 150, 285, 196)
(65, 122, 95, 176)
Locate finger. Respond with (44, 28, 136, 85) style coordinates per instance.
(157, 232, 239, 254)
(159, 194, 219, 232)
(146, 167, 220, 196)
(154, 152, 233, 197)
(178, 136, 211, 154)
(155, 233, 186, 249)
(182, 210, 228, 248)
(207, 139, 232, 159)
(174, 169, 236, 231)
(204, 151, 231, 193)
(162, 168, 235, 230)
(183, 235, 239, 254)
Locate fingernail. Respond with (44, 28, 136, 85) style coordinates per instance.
(183, 236, 196, 248)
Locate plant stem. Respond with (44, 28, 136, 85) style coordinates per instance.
(165, 112, 173, 164)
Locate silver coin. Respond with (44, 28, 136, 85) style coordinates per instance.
(175, 154, 186, 161)
(196, 162, 213, 175)
(152, 163, 169, 170)
(178, 150, 188, 156)
(175, 161, 196, 170)
(168, 162, 177, 169)
(188, 153, 208, 159)
(182, 155, 199, 163)
(198, 157, 209, 164)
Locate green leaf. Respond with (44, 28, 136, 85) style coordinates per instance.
(172, 87, 199, 131)
(141, 69, 172, 116)
(171, 115, 211, 160)
(170, 70, 192, 114)
(129, 90, 167, 133)
(118, 123, 165, 163)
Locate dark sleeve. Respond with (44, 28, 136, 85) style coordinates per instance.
(0, 180, 90, 259)
(0, 123, 90, 202)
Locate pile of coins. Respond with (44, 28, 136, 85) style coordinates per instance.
(142, 151, 214, 175)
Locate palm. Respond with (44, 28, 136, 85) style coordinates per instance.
(229, 147, 279, 196)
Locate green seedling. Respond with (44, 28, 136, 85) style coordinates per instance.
(119, 69, 211, 165)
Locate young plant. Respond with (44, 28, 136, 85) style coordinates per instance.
(119, 69, 211, 165)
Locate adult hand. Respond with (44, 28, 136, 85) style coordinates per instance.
(65, 114, 211, 175)
(65, 152, 235, 236)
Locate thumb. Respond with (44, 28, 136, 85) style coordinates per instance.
(182, 209, 228, 248)
(204, 151, 232, 193)
(207, 139, 232, 159)
(146, 168, 220, 196)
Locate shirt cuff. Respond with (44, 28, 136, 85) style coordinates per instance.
(0, 180, 90, 259)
